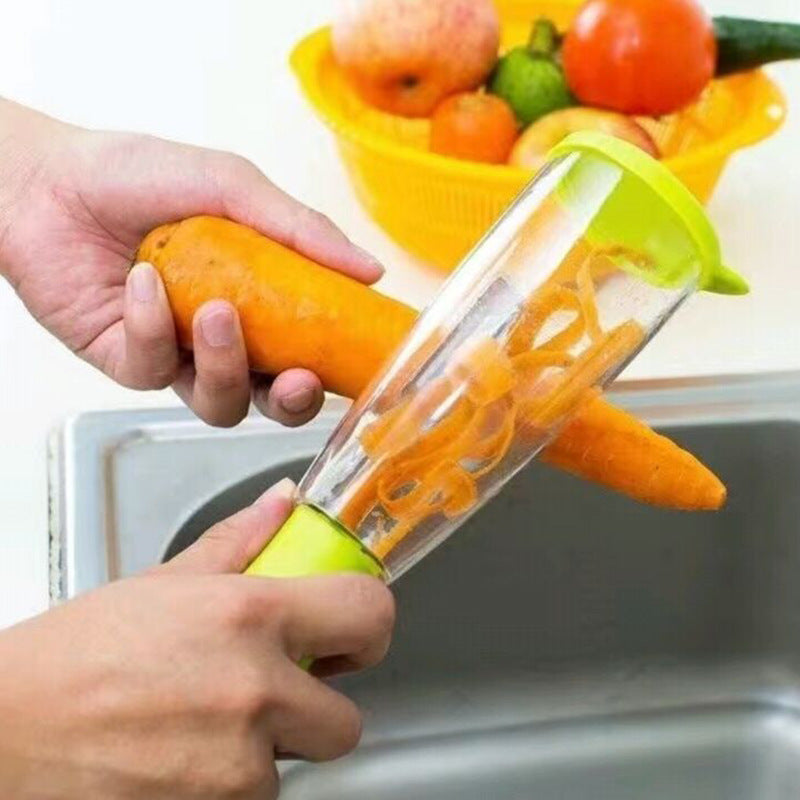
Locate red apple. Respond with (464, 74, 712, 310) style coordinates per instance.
(509, 108, 660, 171)
(333, 0, 500, 118)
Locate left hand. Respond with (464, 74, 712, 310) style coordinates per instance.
(0, 99, 384, 427)
(0, 479, 395, 800)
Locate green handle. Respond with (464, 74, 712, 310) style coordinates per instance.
(549, 132, 750, 296)
(244, 504, 385, 671)
(245, 504, 384, 579)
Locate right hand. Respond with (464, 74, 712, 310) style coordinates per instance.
(0, 99, 384, 428)
(0, 480, 395, 800)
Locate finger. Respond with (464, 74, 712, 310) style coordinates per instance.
(267, 202, 384, 286)
(269, 573, 395, 671)
(119, 262, 180, 389)
(171, 357, 197, 409)
(212, 154, 384, 285)
(271, 668, 363, 763)
(161, 479, 295, 575)
(187, 301, 251, 427)
(253, 369, 324, 428)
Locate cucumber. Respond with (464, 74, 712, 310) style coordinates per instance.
(714, 16, 800, 76)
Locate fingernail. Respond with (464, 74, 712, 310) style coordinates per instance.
(256, 478, 296, 506)
(130, 262, 157, 303)
(199, 306, 235, 347)
(355, 246, 385, 276)
(280, 387, 317, 414)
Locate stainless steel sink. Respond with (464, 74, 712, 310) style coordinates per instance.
(50, 373, 800, 799)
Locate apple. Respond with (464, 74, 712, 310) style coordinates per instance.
(509, 108, 660, 171)
(332, 0, 500, 118)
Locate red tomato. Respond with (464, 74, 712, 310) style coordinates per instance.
(562, 0, 717, 116)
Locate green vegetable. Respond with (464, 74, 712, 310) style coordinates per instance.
(488, 19, 573, 127)
(714, 16, 800, 76)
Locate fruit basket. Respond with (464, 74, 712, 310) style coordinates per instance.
(291, 0, 786, 271)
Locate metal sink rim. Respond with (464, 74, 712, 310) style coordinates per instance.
(49, 370, 800, 605)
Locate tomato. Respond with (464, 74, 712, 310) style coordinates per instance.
(562, 0, 717, 116)
(429, 93, 519, 164)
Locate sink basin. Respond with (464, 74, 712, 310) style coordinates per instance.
(50, 373, 800, 799)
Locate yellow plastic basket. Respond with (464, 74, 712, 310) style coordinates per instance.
(291, 0, 787, 270)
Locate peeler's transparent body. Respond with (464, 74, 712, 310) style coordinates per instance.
(247, 133, 744, 583)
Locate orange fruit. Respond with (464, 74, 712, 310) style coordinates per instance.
(430, 93, 519, 164)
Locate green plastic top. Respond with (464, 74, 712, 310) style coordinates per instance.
(548, 132, 749, 296)
(245, 504, 385, 580)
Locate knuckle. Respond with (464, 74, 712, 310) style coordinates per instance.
(219, 580, 288, 635)
(308, 207, 332, 229)
(126, 314, 172, 347)
(216, 586, 263, 633)
(254, 584, 290, 629)
(229, 674, 281, 721)
(201, 364, 246, 394)
(220, 152, 260, 184)
(198, 523, 247, 569)
(343, 576, 396, 635)
(298, 206, 336, 235)
(205, 660, 283, 723)
(130, 361, 177, 391)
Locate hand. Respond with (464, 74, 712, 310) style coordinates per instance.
(0, 99, 384, 427)
(0, 480, 395, 799)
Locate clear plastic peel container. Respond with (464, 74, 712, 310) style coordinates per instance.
(246, 132, 747, 584)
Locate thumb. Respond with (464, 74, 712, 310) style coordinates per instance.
(160, 478, 296, 575)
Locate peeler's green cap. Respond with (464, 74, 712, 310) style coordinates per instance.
(245, 504, 385, 580)
(548, 132, 749, 296)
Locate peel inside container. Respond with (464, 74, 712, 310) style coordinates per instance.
(246, 133, 741, 584)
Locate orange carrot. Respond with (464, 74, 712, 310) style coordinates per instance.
(448, 339, 516, 406)
(507, 284, 583, 356)
(138, 215, 726, 512)
(519, 321, 645, 429)
(541, 395, 726, 511)
(137, 217, 416, 400)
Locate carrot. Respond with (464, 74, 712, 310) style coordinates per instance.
(448, 339, 516, 406)
(506, 284, 585, 356)
(540, 395, 727, 511)
(519, 321, 645, 429)
(138, 215, 726, 512)
(137, 216, 416, 400)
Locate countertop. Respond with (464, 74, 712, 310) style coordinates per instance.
(0, 0, 798, 627)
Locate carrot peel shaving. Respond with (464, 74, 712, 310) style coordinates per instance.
(341, 245, 649, 560)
